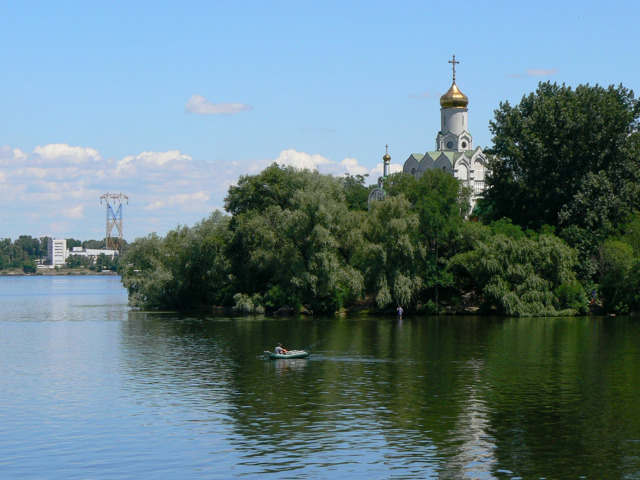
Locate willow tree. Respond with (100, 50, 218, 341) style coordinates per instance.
(383, 169, 468, 306)
(448, 231, 587, 316)
(120, 211, 232, 310)
(225, 164, 364, 313)
(356, 194, 424, 308)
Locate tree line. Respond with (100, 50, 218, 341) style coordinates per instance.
(120, 81, 640, 316)
(0, 236, 123, 272)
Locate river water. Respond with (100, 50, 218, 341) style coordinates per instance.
(1, 276, 639, 479)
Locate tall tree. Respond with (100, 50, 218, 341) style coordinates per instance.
(384, 170, 468, 305)
(226, 165, 364, 313)
(355, 194, 424, 308)
(482, 82, 640, 232)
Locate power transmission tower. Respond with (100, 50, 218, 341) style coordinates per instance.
(100, 193, 129, 252)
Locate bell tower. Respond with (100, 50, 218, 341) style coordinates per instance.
(436, 55, 473, 152)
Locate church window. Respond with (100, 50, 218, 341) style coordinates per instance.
(462, 141, 467, 148)
(411, 168, 416, 174)
(447, 141, 453, 149)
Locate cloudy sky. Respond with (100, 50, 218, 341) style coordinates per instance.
(1, 0, 638, 241)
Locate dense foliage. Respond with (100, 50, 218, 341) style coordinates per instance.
(120, 164, 587, 316)
(0, 236, 45, 272)
(480, 82, 640, 279)
(119, 82, 640, 316)
(448, 221, 586, 316)
(0, 235, 123, 272)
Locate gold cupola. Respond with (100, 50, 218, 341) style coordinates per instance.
(440, 82, 469, 108)
(440, 54, 468, 108)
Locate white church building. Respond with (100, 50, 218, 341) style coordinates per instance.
(402, 55, 487, 208)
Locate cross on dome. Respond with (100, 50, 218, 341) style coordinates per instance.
(448, 54, 459, 82)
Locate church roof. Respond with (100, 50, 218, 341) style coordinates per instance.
(424, 150, 476, 161)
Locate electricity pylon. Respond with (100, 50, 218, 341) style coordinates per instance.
(100, 193, 129, 252)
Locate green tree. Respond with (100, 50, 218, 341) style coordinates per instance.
(225, 163, 311, 217)
(384, 170, 468, 306)
(597, 240, 634, 313)
(120, 211, 232, 310)
(0, 238, 29, 268)
(448, 232, 586, 316)
(226, 166, 364, 313)
(120, 233, 173, 309)
(15, 235, 44, 258)
(355, 194, 424, 308)
(67, 238, 82, 250)
(22, 260, 36, 274)
(66, 255, 93, 269)
(483, 82, 640, 233)
(341, 174, 370, 211)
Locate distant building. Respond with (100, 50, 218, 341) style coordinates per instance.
(67, 246, 118, 261)
(367, 145, 392, 209)
(46, 239, 118, 267)
(47, 238, 67, 266)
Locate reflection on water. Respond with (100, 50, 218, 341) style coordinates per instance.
(437, 358, 497, 480)
(1, 277, 640, 479)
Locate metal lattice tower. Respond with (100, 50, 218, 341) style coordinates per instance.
(100, 193, 129, 252)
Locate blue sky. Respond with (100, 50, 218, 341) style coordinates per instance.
(1, 0, 639, 241)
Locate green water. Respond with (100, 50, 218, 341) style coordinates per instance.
(1, 276, 639, 479)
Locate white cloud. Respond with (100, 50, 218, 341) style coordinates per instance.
(527, 68, 559, 76)
(146, 191, 210, 210)
(116, 150, 192, 176)
(338, 157, 370, 177)
(62, 205, 84, 219)
(273, 149, 387, 181)
(33, 143, 101, 164)
(275, 149, 333, 170)
(0, 144, 390, 240)
(185, 94, 253, 115)
(369, 162, 403, 181)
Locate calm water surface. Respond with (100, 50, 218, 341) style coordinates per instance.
(1, 276, 639, 479)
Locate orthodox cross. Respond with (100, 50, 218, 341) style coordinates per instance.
(448, 54, 459, 82)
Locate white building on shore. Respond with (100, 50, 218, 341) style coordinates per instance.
(47, 238, 67, 266)
(67, 246, 118, 260)
(46, 238, 118, 267)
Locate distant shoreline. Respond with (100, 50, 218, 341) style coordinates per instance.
(0, 269, 119, 277)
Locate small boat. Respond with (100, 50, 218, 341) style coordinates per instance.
(264, 349, 310, 360)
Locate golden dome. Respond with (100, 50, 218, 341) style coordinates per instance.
(440, 82, 468, 108)
(383, 154, 391, 162)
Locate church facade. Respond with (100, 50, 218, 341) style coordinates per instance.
(368, 56, 488, 210)
(402, 56, 487, 208)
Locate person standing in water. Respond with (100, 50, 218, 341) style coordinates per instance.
(397, 306, 403, 319)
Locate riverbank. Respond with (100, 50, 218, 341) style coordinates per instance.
(0, 268, 118, 276)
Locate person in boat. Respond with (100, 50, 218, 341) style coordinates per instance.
(274, 343, 288, 355)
